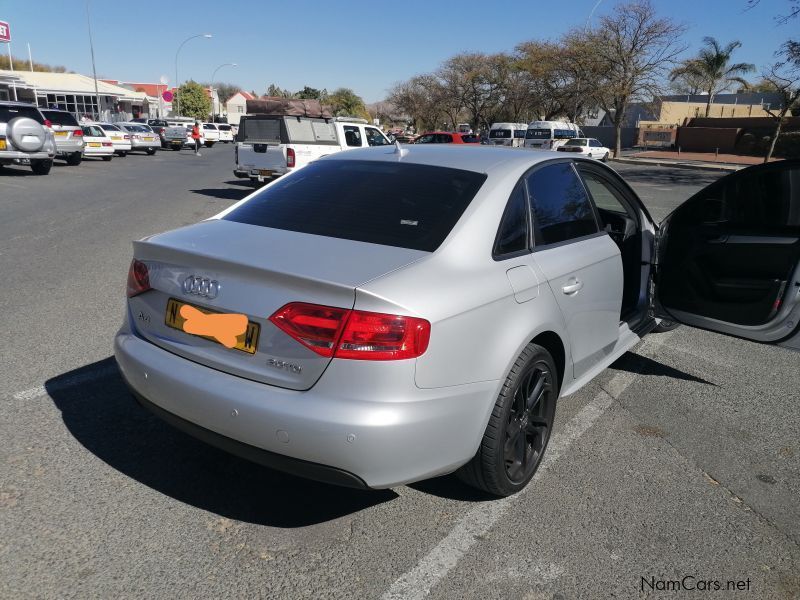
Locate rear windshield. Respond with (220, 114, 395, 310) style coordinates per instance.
(203, 123, 217, 129)
(218, 124, 231, 131)
(0, 105, 45, 124)
(565, 138, 587, 146)
(460, 134, 479, 143)
(239, 117, 281, 143)
(489, 129, 511, 139)
(42, 111, 80, 126)
(148, 119, 168, 127)
(101, 124, 120, 131)
(224, 160, 487, 252)
(122, 124, 148, 132)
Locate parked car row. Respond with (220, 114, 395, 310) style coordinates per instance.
(0, 100, 203, 175)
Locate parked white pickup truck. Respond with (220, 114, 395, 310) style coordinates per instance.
(233, 116, 392, 183)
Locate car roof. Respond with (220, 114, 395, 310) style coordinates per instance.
(323, 144, 560, 175)
(0, 101, 41, 108)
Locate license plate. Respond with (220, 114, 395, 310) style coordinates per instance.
(258, 169, 273, 176)
(55, 131, 68, 137)
(88, 142, 101, 147)
(143, 137, 154, 141)
(164, 298, 259, 354)
(0, 139, 5, 150)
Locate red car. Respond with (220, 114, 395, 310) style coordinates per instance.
(414, 131, 481, 145)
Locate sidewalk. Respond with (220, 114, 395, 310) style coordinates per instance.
(613, 150, 777, 172)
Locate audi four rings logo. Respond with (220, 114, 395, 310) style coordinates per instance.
(182, 275, 220, 299)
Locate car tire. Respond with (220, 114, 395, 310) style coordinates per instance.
(30, 159, 53, 175)
(171, 146, 180, 151)
(457, 343, 558, 497)
(102, 155, 113, 162)
(602, 152, 609, 163)
(146, 148, 157, 155)
(205, 141, 215, 148)
(652, 319, 680, 333)
(66, 152, 82, 166)
(116, 151, 128, 157)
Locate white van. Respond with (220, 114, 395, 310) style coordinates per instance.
(523, 120, 583, 150)
(487, 122, 528, 147)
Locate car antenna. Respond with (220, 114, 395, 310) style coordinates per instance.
(393, 139, 408, 158)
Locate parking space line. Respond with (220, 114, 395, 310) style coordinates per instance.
(11, 363, 118, 401)
(382, 340, 654, 600)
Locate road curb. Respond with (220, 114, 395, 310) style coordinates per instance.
(611, 157, 742, 172)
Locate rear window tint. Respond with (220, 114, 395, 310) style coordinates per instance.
(224, 160, 487, 251)
(239, 118, 281, 143)
(42, 111, 79, 126)
(0, 105, 44, 124)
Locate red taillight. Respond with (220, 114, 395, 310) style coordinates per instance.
(102, 142, 112, 146)
(44, 119, 52, 128)
(73, 129, 83, 137)
(286, 147, 295, 168)
(269, 303, 430, 361)
(126, 259, 151, 297)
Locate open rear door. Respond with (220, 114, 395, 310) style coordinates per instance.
(655, 159, 800, 351)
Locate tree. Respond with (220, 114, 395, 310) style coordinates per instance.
(438, 53, 505, 131)
(761, 40, 800, 161)
(670, 37, 755, 117)
(328, 87, 370, 120)
(175, 80, 211, 120)
(295, 86, 328, 102)
(583, 0, 686, 157)
(266, 83, 293, 98)
(0, 55, 69, 72)
(387, 75, 445, 131)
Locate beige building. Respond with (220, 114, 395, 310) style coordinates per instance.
(639, 92, 782, 127)
(225, 90, 255, 125)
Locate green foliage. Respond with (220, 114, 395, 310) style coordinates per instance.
(176, 80, 211, 120)
(296, 86, 328, 101)
(328, 87, 369, 120)
(266, 84, 294, 98)
(0, 54, 69, 72)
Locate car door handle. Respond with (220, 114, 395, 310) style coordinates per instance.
(562, 279, 583, 295)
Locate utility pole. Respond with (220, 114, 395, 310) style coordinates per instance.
(86, 0, 101, 119)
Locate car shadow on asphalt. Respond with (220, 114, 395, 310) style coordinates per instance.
(610, 350, 717, 386)
(613, 165, 721, 188)
(46, 358, 397, 527)
(190, 187, 252, 201)
(224, 179, 257, 187)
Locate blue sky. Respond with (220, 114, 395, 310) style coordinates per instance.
(0, 0, 795, 102)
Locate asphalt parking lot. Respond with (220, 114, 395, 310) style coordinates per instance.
(1, 148, 798, 599)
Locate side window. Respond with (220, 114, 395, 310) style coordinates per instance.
(526, 162, 598, 246)
(365, 127, 389, 146)
(720, 167, 800, 228)
(494, 183, 530, 258)
(580, 171, 629, 214)
(343, 125, 362, 147)
(439, 134, 453, 143)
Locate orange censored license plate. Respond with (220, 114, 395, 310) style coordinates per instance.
(165, 298, 259, 354)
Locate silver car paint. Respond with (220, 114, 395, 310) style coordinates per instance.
(116, 145, 645, 488)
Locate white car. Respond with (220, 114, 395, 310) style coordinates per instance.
(93, 123, 132, 156)
(80, 124, 114, 161)
(202, 123, 220, 147)
(556, 138, 611, 162)
(217, 124, 234, 143)
(116, 123, 160, 155)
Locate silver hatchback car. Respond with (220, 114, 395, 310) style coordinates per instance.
(41, 109, 85, 166)
(115, 147, 800, 496)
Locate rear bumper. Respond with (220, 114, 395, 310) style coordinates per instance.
(112, 141, 133, 151)
(54, 139, 84, 155)
(131, 140, 160, 149)
(114, 327, 498, 489)
(130, 387, 368, 488)
(0, 150, 53, 163)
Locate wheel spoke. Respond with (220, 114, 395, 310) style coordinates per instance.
(526, 372, 547, 411)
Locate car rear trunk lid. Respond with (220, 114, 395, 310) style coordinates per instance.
(127, 219, 427, 390)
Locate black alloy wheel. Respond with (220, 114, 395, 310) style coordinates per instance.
(457, 343, 558, 496)
(503, 361, 555, 484)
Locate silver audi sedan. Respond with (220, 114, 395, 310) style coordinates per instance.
(115, 147, 800, 496)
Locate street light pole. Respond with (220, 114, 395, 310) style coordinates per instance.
(210, 62, 237, 120)
(174, 33, 212, 117)
(86, 0, 101, 119)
